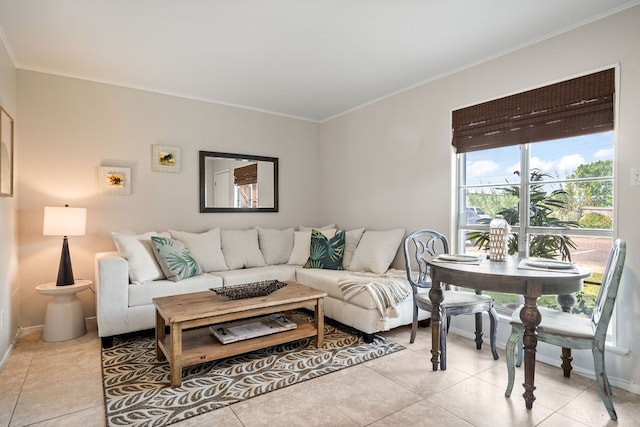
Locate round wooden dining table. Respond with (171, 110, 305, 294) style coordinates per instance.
(426, 256, 591, 410)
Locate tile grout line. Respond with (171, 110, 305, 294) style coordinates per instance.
(8, 349, 34, 427)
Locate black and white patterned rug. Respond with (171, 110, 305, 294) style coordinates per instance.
(101, 315, 405, 426)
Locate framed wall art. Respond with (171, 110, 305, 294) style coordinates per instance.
(151, 144, 181, 173)
(98, 166, 132, 195)
(0, 107, 14, 197)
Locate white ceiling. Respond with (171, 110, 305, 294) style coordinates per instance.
(0, 1, 638, 122)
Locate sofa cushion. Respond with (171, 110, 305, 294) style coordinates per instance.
(169, 228, 228, 272)
(150, 236, 203, 282)
(111, 231, 169, 284)
(349, 229, 405, 274)
(304, 229, 345, 270)
(215, 265, 298, 286)
(221, 229, 266, 269)
(128, 273, 223, 307)
(342, 228, 365, 270)
(287, 229, 337, 265)
(257, 227, 294, 265)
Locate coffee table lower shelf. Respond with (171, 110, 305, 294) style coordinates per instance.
(157, 316, 318, 370)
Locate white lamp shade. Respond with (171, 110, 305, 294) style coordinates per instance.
(43, 206, 87, 236)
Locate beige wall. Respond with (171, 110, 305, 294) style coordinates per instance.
(320, 6, 640, 392)
(0, 36, 18, 367)
(16, 72, 321, 328)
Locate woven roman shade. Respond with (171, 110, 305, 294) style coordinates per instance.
(234, 163, 258, 186)
(452, 69, 615, 153)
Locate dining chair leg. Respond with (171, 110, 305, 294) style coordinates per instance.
(561, 347, 573, 378)
(558, 293, 576, 378)
(504, 327, 520, 397)
(488, 307, 499, 360)
(516, 333, 523, 367)
(439, 312, 448, 370)
(593, 345, 618, 420)
(474, 312, 483, 350)
(410, 302, 418, 344)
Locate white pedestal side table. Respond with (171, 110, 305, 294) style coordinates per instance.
(36, 280, 92, 342)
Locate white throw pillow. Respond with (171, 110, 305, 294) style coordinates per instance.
(349, 229, 405, 274)
(169, 229, 229, 272)
(298, 224, 336, 231)
(220, 229, 266, 269)
(111, 231, 169, 284)
(342, 228, 366, 270)
(257, 227, 294, 265)
(287, 229, 337, 265)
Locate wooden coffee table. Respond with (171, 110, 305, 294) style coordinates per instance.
(153, 281, 327, 387)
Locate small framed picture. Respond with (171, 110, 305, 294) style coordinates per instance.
(152, 144, 181, 173)
(98, 166, 131, 195)
(0, 107, 14, 197)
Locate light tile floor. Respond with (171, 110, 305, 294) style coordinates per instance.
(1, 321, 639, 426)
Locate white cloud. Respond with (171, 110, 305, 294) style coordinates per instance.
(467, 160, 500, 178)
(594, 148, 613, 159)
(557, 154, 584, 173)
(529, 156, 554, 171)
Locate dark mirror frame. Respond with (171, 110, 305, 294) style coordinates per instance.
(199, 151, 279, 213)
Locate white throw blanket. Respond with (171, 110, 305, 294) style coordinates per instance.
(338, 269, 411, 319)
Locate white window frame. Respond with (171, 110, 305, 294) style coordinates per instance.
(453, 137, 617, 344)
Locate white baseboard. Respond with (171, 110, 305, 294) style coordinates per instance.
(0, 343, 14, 372)
(0, 327, 21, 372)
(19, 325, 43, 336)
(17, 316, 97, 338)
(1, 317, 99, 372)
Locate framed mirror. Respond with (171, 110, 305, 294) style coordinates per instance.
(199, 151, 279, 213)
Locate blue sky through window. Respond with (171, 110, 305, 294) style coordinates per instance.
(465, 131, 614, 186)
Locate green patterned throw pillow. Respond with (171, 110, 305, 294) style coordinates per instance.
(150, 236, 203, 282)
(304, 229, 345, 270)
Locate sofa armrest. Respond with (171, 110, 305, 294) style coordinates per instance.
(95, 251, 130, 337)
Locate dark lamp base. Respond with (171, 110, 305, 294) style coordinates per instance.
(56, 237, 75, 286)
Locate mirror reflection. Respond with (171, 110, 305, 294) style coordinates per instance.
(199, 151, 279, 212)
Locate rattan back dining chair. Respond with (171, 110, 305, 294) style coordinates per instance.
(505, 239, 626, 420)
(403, 230, 499, 370)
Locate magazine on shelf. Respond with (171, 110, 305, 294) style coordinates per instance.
(209, 313, 297, 344)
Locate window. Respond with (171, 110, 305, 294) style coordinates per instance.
(234, 163, 259, 208)
(453, 69, 615, 318)
(235, 183, 258, 208)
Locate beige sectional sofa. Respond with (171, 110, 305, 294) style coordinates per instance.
(95, 226, 428, 347)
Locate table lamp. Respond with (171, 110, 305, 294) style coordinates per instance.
(43, 205, 87, 286)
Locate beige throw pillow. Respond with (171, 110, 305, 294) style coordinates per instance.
(257, 227, 294, 265)
(111, 231, 169, 284)
(220, 229, 266, 269)
(169, 229, 228, 272)
(342, 228, 366, 270)
(349, 229, 405, 274)
(297, 224, 336, 231)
